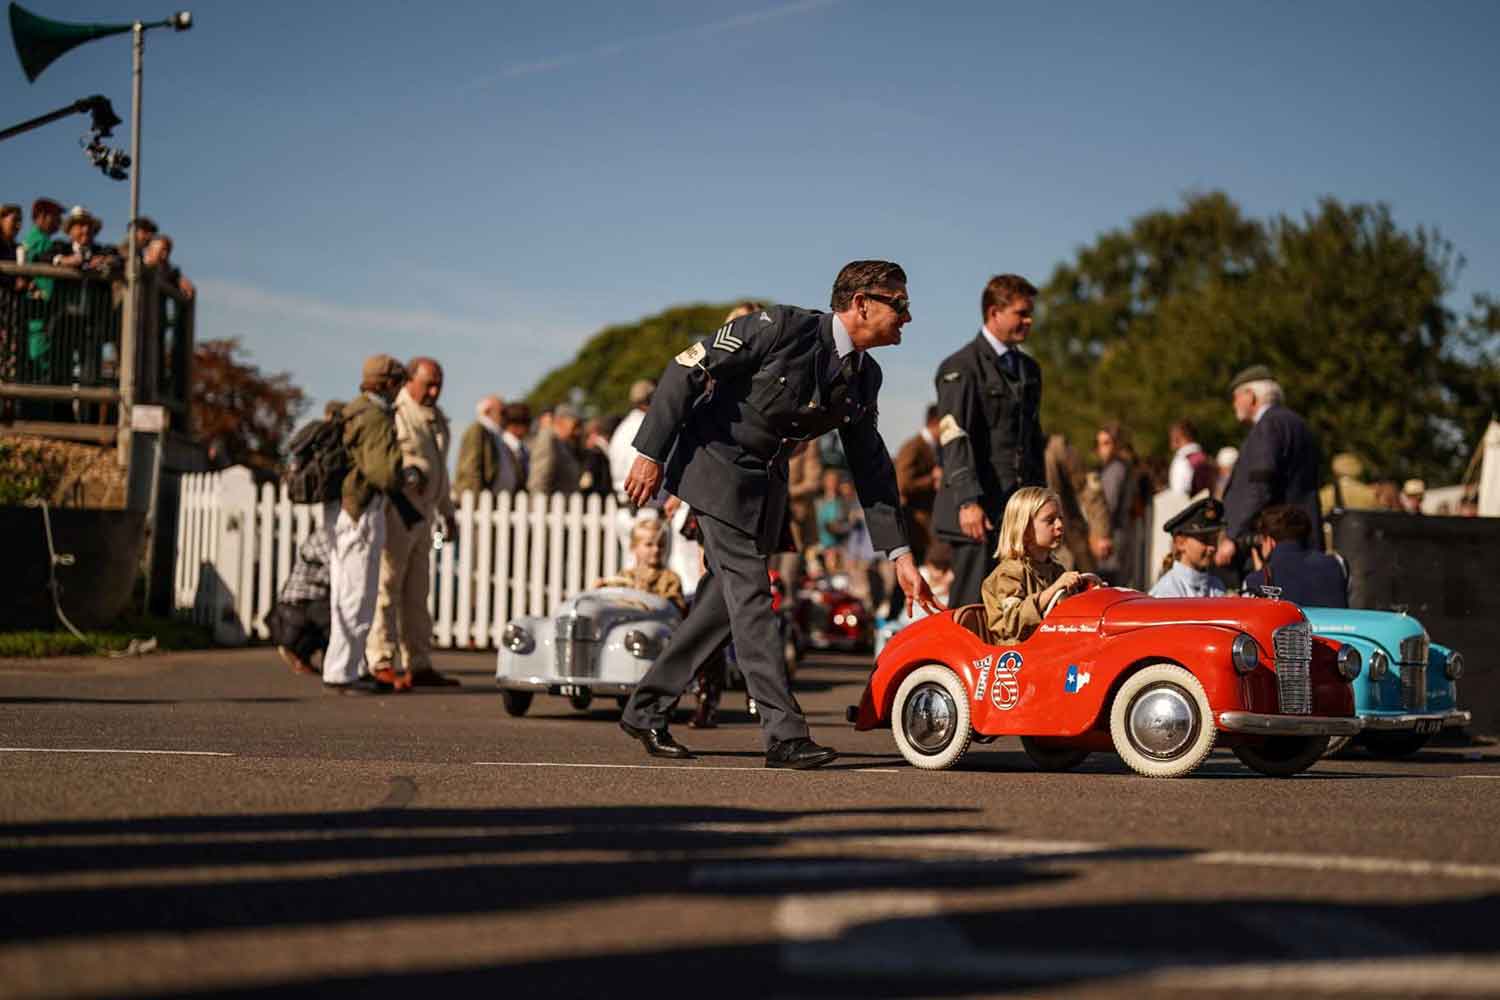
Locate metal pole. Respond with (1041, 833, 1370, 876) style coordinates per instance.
(118, 21, 144, 465)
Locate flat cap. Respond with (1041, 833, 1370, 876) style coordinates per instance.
(361, 353, 405, 383)
(1229, 364, 1274, 392)
(501, 402, 532, 425)
(628, 379, 656, 406)
(553, 403, 580, 421)
(1163, 497, 1225, 538)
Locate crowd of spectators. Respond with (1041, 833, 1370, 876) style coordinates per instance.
(1, 196, 194, 416)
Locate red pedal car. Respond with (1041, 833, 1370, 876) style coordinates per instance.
(849, 585, 1362, 778)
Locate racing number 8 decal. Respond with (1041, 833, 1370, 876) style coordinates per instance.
(989, 652, 1023, 711)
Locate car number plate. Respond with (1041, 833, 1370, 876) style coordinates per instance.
(557, 684, 584, 696)
(1414, 718, 1442, 735)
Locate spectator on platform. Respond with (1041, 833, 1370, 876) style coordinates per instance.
(370, 356, 460, 690)
(454, 394, 505, 497)
(1242, 504, 1347, 607)
(323, 354, 414, 695)
(0, 203, 20, 263)
(527, 402, 583, 495)
(0, 204, 21, 382)
(265, 528, 333, 676)
(143, 235, 195, 298)
(19, 198, 63, 377)
(51, 206, 120, 276)
(1167, 420, 1216, 496)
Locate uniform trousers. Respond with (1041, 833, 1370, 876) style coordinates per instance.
(322, 496, 385, 685)
(369, 505, 434, 674)
(623, 510, 808, 748)
(948, 529, 998, 610)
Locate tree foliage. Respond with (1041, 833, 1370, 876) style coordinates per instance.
(191, 338, 308, 472)
(526, 302, 747, 417)
(1032, 193, 1500, 482)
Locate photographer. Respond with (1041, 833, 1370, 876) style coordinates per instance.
(1241, 505, 1348, 607)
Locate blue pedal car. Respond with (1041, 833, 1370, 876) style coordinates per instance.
(1301, 608, 1470, 757)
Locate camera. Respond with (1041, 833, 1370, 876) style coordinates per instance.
(82, 134, 130, 181)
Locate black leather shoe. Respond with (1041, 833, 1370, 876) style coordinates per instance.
(620, 720, 694, 759)
(323, 675, 392, 696)
(408, 668, 461, 688)
(765, 737, 838, 770)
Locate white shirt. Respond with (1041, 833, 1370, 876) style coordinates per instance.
(1253, 402, 1273, 425)
(1168, 442, 1204, 495)
(920, 426, 936, 452)
(609, 408, 648, 497)
(501, 429, 525, 458)
(979, 325, 1016, 361)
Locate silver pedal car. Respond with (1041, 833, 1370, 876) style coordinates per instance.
(495, 587, 681, 716)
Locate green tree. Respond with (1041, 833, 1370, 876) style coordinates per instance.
(526, 301, 750, 417)
(1033, 193, 1499, 483)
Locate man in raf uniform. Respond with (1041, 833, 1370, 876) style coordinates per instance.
(621, 260, 941, 769)
(932, 274, 1046, 608)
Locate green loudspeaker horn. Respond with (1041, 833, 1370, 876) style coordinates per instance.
(8, 2, 133, 83)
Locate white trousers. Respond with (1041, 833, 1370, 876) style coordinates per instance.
(322, 496, 386, 684)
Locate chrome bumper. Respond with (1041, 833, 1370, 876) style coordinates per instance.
(1361, 709, 1471, 732)
(1218, 711, 1363, 736)
(497, 677, 636, 696)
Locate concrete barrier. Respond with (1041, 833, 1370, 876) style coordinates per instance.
(1333, 510, 1500, 735)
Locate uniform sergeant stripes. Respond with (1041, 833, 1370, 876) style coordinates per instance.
(711, 323, 743, 352)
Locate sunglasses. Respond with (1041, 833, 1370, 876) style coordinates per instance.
(862, 291, 911, 315)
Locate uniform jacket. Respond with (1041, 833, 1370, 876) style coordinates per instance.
(981, 555, 1064, 644)
(932, 335, 1045, 541)
(341, 394, 404, 517)
(633, 305, 908, 556)
(1242, 541, 1348, 608)
(1222, 404, 1323, 548)
(454, 422, 500, 496)
(393, 392, 456, 521)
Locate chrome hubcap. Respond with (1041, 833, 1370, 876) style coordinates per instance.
(1127, 686, 1197, 759)
(903, 683, 956, 754)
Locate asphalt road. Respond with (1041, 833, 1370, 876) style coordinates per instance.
(1, 647, 1498, 999)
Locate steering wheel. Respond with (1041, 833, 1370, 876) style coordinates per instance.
(1043, 573, 1104, 616)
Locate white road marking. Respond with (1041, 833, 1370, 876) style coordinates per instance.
(854, 834, 1103, 856)
(1455, 774, 1500, 779)
(1149, 955, 1500, 994)
(775, 891, 942, 938)
(0, 747, 234, 756)
(473, 761, 793, 773)
(1197, 850, 1500, 882)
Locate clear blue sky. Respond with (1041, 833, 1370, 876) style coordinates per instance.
(5, 0, 1497, 452)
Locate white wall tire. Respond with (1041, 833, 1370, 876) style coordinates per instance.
(1109, 663, 1216, 778)
(1233, 735, 1329, 777)
(891, 665, 973, 771)
(1020, 736, 1091, 772)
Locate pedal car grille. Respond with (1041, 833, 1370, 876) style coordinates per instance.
(1399, 634, 1429, 710)
(1272, 622, 1312, 715)
(555, 615, 599, 678)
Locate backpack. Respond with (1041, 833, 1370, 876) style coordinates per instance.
(284, 412, 350, 504)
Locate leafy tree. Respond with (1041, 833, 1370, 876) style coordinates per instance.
(1032, 193, 1500, 483)
(526, 301, 747, 417)
(191, 338, 308, 472)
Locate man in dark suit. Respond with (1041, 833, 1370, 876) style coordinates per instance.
(621, 260, 941, 769)
(1216, 366, 1324, 573)
(932, 274, 1046, 607)
(894, 404, 941, 565)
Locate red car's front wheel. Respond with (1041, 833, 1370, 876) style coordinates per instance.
(1109, 663, 1217, 778)
(892, 666, 973, 771)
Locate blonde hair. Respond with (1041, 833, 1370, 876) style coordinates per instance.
(629, 519, 666, 548)
(994, 486, 1062, 560)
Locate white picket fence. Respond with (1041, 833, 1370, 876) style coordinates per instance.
(174, 466, 623, 647)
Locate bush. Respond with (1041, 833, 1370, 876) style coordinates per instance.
(0, 437, 70, 505)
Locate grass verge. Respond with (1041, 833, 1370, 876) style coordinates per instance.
(0, 616, 217, 658)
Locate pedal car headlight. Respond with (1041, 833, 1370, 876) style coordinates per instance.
(1367, 648, 1390, 681)
(623, 629, 660, 659)
(502, 623, 533, 654)
(1337, 645, 1362, 681)
(1231, 633, 1259, 674)
(1446, 651, 1465, 681)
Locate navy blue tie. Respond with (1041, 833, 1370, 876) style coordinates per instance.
(1000, 350, 1019, 377)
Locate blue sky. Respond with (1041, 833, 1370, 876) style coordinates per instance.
(5, 0, 1498, 453)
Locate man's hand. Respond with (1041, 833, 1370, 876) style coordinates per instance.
(1214, 537, 1237, 568)
(958, 502, 991, 543)
(895, 552, 944, 617)
(624, 455, 662, 508)
(662, 495, 682, 519)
